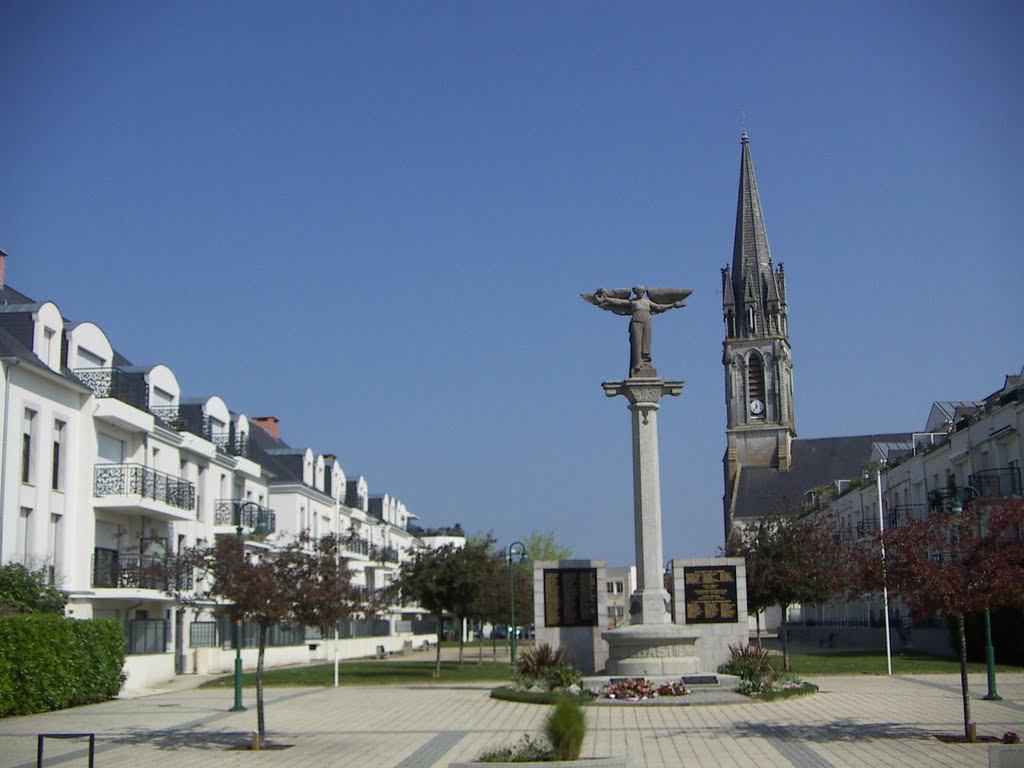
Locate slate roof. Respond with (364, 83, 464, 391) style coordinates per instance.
(924, 401, 983, 433)
(0, 283, 36, 306)
(732, 433, 911, 520)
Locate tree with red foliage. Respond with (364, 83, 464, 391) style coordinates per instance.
(859, 498, 1024, 741)
(182, 533, 357, 747)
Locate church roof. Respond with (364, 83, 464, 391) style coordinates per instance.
(731, 433, 911, 520)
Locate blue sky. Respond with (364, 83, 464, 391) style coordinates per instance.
(2, 2, 1021, 566)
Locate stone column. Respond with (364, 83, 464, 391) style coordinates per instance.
(602, 377, 683, 625)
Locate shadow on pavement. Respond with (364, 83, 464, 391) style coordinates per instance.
(111, 728, 255, 751)
(726, 719, 937, 742)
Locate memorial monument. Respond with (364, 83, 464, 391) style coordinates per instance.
(580, 285, 748, 676)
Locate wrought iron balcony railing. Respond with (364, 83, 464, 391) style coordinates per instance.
(378, 546, 400, 564)
(207, 430, 251, 458)
(91, 550, 194, 591)
(150, 405, 189, 431)
(74, 367, 149, 411)
(342, 536, 371, 556)
(94, 464, 196, 513)
(213, 499, 276, 534)
(967, 467, 1023, 499)
(887, 504, 929, 529)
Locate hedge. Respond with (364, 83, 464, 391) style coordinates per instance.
(0, 615, 126, 716)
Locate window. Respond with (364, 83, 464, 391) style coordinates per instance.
(21, 409, 36, 484)
(17, 507, 33, 563)
(97, 433, 125, 464)
(43, 327, 53, 358)
(747, 355, 765, 420)
(52, 420, 66, 491)
(48, 513, 63, 577)
(607, 582, 615, 593)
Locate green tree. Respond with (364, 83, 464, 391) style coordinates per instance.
(470, 543, 532, 658)
(0, 563, 66, 615)
(392, 540, 492, 675)
(728, 510, 846, 670)
(724, 527, 774, 647)
(520, 530, 572, 562)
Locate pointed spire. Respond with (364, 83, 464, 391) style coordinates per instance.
(727, 133, 787, 339)
(732, 132, 773, 283)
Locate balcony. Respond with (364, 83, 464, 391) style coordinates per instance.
(91, 550, 194, 592)
(375, 545, 400, 564)
(75, 367, 154, 432)
(967, 467, 1023, 499)
(213, 499, 276, 535)
(887, 504, 929, 529)
(342, 535, 371, 557)
(207, 430, 251, 459)
(93, 464, 196, 521)
(150, 404, 190, 431)
(75, 367, 148, 408)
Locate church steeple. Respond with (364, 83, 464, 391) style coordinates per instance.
(722, 134, 797, 531)
(722, 132, 789, 341)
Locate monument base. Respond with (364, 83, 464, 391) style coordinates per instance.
(601, 624, 702, 676)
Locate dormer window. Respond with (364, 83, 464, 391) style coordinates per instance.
(42, 328, 57, 369)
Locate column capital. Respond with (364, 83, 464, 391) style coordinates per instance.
(602, 377, 684, 406)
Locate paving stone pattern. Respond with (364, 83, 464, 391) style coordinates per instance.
(0, 673, 1021, 767)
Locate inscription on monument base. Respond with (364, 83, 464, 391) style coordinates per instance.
(543, 568, 598, 628)
(683, 565, 738, 624)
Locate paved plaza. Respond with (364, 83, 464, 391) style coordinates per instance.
(2, 669, 1022, 768)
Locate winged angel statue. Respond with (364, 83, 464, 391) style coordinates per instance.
(581, 285, 692, 377)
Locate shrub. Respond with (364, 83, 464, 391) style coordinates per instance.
(514, 642, 568, 680)
(514, 642, 581, 692)
(0, 564, 66, 615)
(0, 614, 125, 716)
(542, 698, 587, 761)
(718, 643, 775, 678)
(543, 663, 582, 692)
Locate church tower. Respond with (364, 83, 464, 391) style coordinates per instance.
(722, 133, 796, 527)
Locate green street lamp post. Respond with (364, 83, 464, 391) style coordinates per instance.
(507, 541, 526, 668)
(951, 486, 1001, 701)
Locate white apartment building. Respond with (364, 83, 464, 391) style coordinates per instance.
(804, 367, 1023, 642)
(0, 257, 462, 690)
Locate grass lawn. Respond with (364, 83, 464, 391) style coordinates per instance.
(201, 659, 512, 688)
(786, 649, 1024, 676)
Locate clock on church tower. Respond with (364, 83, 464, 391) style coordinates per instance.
(721, 133, 796, 505)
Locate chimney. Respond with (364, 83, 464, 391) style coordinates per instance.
(0, 249, 7, 287)
(252, 416, 280, 438)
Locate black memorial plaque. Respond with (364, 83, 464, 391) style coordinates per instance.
(683, 565, 739, 624)
(543, 568, 598, 627)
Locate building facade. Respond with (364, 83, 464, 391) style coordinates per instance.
(0, 253, 461, 689)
